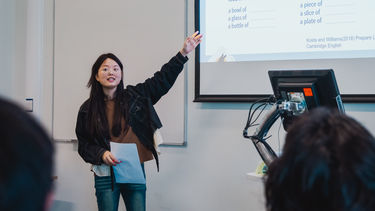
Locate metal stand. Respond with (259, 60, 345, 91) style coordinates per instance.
(243, 100, 304, 166)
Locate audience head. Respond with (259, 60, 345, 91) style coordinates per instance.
(265, 107, 375, 211)
(0, 98, 54, 211)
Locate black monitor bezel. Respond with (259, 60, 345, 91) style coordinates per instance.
(268, 69, 344, 111)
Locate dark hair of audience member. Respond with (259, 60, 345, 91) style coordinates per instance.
(265, 107, 375, 211)
(0, 98, 54, 211)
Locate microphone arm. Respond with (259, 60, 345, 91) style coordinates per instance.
(244, 104, 282, 166)
(243, 100, 304, 166)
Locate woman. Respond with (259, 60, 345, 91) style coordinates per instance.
(76, 32, 202, 211)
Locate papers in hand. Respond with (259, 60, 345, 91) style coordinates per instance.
(110, 142, 146, 184)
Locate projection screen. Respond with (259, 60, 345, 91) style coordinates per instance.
(195, 0, 375, 102)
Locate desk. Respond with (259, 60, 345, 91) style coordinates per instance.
(246, 172, 263, 182)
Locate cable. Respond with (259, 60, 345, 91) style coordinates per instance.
(243, 95, 275, 138)
(244, 96, 272, 128)
(250, 102, 269, 126)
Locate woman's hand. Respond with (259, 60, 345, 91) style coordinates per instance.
(180, 31, 203, 57)
(102, 150, 120, 166)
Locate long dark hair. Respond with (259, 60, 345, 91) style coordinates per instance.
(87, 53, 129, 139)
(265, 107, 375, 211)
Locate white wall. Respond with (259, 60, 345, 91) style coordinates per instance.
(0, 0, 53, 132)
(0, 0, 27, 103)
(0, 0, 13, 98)
(2, 1, 375, 211)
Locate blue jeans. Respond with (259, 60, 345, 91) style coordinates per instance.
(94, 166, 146, 211)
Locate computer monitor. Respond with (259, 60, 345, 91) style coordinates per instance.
(243, 69, 345, 166)
(269, 69, 345, 113)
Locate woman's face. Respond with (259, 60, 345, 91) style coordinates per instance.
(95, 58, 122, 89)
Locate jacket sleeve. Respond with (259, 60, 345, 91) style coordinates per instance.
(75, 109, 107, 165)
(128, 52, 188, 105)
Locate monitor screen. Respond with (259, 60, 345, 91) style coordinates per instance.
(268, 69, 345, 113)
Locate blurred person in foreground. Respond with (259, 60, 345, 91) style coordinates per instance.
(265, 107, 375, 211)
(0, 98, 54, 211)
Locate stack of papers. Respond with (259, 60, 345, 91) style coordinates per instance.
(110, 142, 146, 184)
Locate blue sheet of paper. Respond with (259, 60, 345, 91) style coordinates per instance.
(110, 142, 146, 184)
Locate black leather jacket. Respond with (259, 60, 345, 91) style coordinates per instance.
(75, 52, 188, 170)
